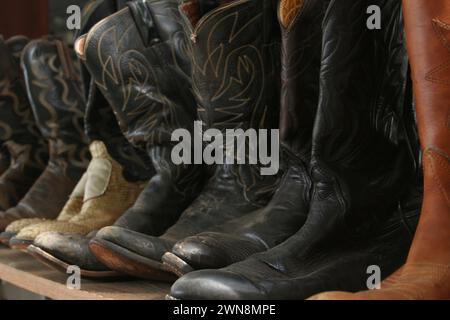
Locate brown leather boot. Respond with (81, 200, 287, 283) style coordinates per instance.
(0, 36, 49, 212)
(0, 38, 89, 232)
(310, 0, 450, 300)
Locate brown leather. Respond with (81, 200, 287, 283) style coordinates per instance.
(309, 0, 450, 300)
(0, 142, 78, 231)
(0, 142, 41, 211)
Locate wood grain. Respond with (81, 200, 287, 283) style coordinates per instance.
(0, 246, 171, 300)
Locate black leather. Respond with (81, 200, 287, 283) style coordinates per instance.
(0, 36, 48, 212)
(164, 0, 327, 273)
(78, 0, 152, 181)
(169, 0, 423, 300)
(81, 0, 206, 242)
(21, 38, 90, 180)
(89, 0, 283, 278)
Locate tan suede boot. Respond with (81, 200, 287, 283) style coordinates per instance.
(0, 173, 87, 246)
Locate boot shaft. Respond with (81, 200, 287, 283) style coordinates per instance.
(76, 0, 132, 106)
(403, 1, 450, 155)
(79, 0, 154, 181)
(21, 38, 90, 180)
(402, 0, 450, 263)
(278, 0, 328, 161)
(80, 0, 206, 188)
(311, 0, 417, 220)
(0, 36, 47, 148)
(81, 0, 197, 149)
(179, 0, 281, 131)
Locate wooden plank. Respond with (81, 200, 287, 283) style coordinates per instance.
(0, 246, 171, 300)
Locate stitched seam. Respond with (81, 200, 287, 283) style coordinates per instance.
(425, 19, 450, 85)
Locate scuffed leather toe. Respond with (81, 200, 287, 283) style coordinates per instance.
(170, 270, 266, 300)
(96, 226, 172, 262)
(171, 233, 263, 270)
(33, 232, 108, 271)
(172, 236, 229, 270)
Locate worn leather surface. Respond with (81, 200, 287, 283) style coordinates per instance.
(311, 0, 450, 300)
(166, 0, 327, 272)
(79, 0, 153, 182)
(80, 0, 208, 258)
(33, 231, 109, 271)
(21, 0, 154, 273)
(0, 38, 89, 231)
(22, 38, 90, 179)
(169, 0, 424, 300)
(0, 36, 48, 211)
(92, 0, 284, 272)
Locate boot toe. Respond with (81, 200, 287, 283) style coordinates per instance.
(33, 232, 108, 271)
(171, 232, 265, 271)
(170, 269, 265, 300)
(96, 226, 172, 261)
(171, 235, 233, 270)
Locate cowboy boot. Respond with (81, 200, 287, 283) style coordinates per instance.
(28, 0, 204, 280)
(9, 139, 148, 249)
(162, 0, 327, 276)
(168, 0, 424, 300)
(0, 0, 153, 245)
(82, 0, 209, 280)
(310, 0, 450, 300)
(24, 0, 155, 278)
(88, 0, 283, 281)
(0, 172, 88, 246)
(0, 36, 48, 214)
(0, 38, 89, 235)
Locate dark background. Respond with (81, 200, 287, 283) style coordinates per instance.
(0, 0, 88, 41)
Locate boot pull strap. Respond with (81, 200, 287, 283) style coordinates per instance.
(127, 1, 160, 47)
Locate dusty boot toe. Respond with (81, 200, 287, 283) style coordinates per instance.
(32, 232, 110, 272)
(95, 226, 172, 261)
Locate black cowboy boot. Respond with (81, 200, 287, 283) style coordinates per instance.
(22, 0, 155, 276)
(28, 0, 203, 280)
(78, 0, 207, 280)
(0, 38, 90, 236)
(87, 0, 283, 281)
(162, 0, 328, 276)
(0, 36, 48, 215)
(169, 0, 423, 300)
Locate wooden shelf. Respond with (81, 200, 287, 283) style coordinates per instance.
(0, 246, 171, 300)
